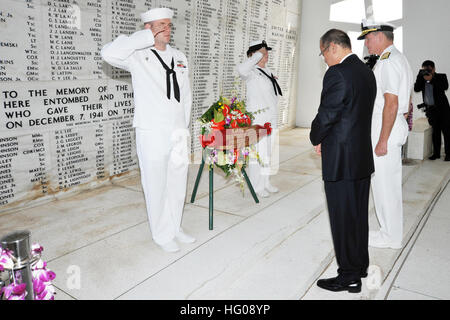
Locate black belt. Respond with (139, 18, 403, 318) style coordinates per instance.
(151, 49, 180, 102)
(257, 68, 282, 96)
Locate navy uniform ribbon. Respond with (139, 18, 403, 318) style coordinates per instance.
(151, 49, 180, 102)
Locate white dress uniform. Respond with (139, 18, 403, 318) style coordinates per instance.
(237, 49, 280, 196)
(101, 14, 192, 247)
(371, 44, 413, 247)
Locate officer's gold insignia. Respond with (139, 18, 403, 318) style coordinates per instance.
(380, 52, 391, 60)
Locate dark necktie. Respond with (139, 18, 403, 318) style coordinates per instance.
(257, 68, 282, 96)
(151, 49, 180, 102)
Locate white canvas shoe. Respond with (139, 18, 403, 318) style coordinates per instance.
(175, 231, 196, 244)
(159, 240, 180, 253)
(265, 183, 279, 193)
(257, 190, 270, 198)
(369, 231, 402, 249)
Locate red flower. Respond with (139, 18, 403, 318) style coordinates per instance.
(233, 149, 239, 164)
(211, 120, 225, 130)
(200, 134, 215, 148)
(264, 122, 272, 135)
(222, 104, 230, 116)
(230, 120, 238, 128)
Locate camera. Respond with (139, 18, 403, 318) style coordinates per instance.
(417, 102, 436, 112)
(417, 102, 428, 110)
(417, 102, 437, 113)
(417, 102, 437, 126)
(419, 68, 432, 77)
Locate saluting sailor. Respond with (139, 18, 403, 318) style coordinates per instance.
(101, 8, 195, 253)
(358, 19, 413, 249)
(237, 40, 281, 198)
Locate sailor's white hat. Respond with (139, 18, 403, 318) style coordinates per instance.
(141, 8, 174, 24)
(247, 40, 272, 56)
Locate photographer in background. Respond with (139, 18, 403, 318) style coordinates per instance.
(414, 60, 450, 161)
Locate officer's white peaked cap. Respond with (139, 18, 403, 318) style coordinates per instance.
(358, 18, 396, 40)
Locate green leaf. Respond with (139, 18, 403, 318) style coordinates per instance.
(214, 109, 224, 123)
(218, 151, 227, 166)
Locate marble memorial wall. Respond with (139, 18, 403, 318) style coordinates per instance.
(0, 0, 301, 213)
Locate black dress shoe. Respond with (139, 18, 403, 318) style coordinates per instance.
(317, 276, 362, 293)
(444, 156, 450, 161)
(429, 155, 440, 160)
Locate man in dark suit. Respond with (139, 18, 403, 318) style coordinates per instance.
(310, 29, 377, 293)
(414, 60, 450, 161)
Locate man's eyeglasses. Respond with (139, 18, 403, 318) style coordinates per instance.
(319, 45, 330, 57)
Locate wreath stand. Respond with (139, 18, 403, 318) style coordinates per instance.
(190, 125, 271, 230)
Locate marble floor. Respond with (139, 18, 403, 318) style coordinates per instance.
(386, 177, 450, 300)
(0, 128, 449, 300)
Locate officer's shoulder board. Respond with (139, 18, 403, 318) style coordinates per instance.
(380, 52, 391, 60)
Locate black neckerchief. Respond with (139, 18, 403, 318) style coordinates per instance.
(151, 49, 180, 102)
(257, 68, 282, 96)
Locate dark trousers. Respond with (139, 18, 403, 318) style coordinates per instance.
(324, 176, 371, 281)
(431, 120, 450, 157)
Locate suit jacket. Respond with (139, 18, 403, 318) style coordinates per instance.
(310, 54, 377, 182)
(414, 72, 450, 117)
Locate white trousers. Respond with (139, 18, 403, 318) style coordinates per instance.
(248, 121, 279, 194)
(135, 128, 189, 245)
(371, 114, 408, 245)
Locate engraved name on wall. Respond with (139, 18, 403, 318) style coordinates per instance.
(0, 0, 301, 212)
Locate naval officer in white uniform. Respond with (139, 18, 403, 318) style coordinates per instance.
(237, 40, 281, 198)
(358, 19, 413, 249)
(101, 8, 195, 253)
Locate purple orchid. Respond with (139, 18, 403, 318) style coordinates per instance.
(33, 268, 56, 283)
(2, 283, 27, 300)
(32, 243, 44, 255)
(0, 244, 56, 301)
(33, 277, 55, 300)
(31, 264, 56, 300)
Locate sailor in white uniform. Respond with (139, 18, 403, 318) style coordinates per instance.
(237, 40, 281, 198)
(101, 8, 195, 253)
(358, 19, 413, 249)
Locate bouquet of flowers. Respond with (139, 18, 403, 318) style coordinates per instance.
(199, 96, 272, 191)
(0, 243, 56, 300)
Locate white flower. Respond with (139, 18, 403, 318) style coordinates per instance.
(0, 250, 14, 271)
(31, 258, 46, 271)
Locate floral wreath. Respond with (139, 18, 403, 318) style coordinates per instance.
(199, 96, 271, 191)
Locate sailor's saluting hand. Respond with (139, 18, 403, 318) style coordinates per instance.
(148, 21, 172, 39)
